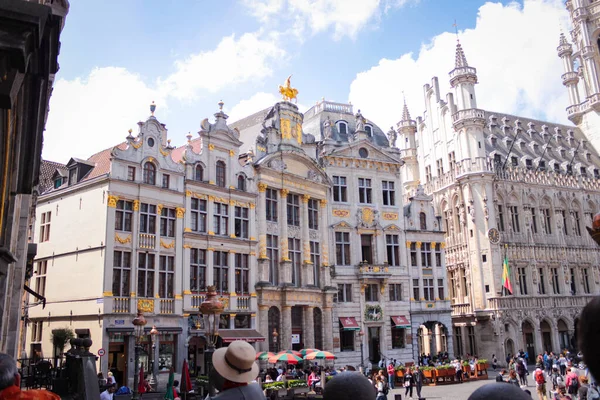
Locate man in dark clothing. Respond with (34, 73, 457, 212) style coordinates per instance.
(579, 296, 600, 382)
(468, 382, 532, 400)
(496, 369, 506, 383)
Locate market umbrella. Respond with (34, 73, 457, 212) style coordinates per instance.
(256, 351, 275, 361)
(304, 351, 337, 360)
(180, 360, 192, 400)
(268, 353, 303, 364)
(277, 350, 302, 357)
(138, 364, 146, 394)
(164, 367, 175, 400)
(300, 348, 319, 357)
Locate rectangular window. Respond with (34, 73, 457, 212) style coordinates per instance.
(333, 176, 347, 202)
(389, 284, 402, 301)
(162, 174, 170, 189)
(542, 208, 552, 234)
(391, 328, 405, 349)
(583, 268, 591, 294)
(358, 178, 372, 204)
(434, 243, 442, 267)
(467, 326, 477, 355)
(213, 203, 229, 236)
(494, 154, 502, 166)
(287, 194, 300, 226)
(213, 251, 229, 294)
(35, 260, 48, 298)
(137, 253, 155, 298)
(310, 241, 320, 288)
(423, 278, 434, 301)
(386, 234, 400, 267)
(571, 211, 581, 236)
(335, 232, 351, 265)
(266, 234, 279, 285)
(160, 207, 176, 237)
(159, 255, 175, 298)
(454, 327, 463, 357)
(448, 152, 456, 171)
(365, 283, 379, 302)
(235, 253, 249, 294)
(140, 203, 157, 234)
(511, 156, 518, 167)
(497, 205, 505, 232)
(190, 249, 206, 293)
(340, 330, 354, 352)
(525, 159, 533, 170)
(437, 278, 444, 300)
(531, 208, 538, 234)
(360, 234, 373, 264)
(112, 251, 131, 296)
(115, 200, 133, 232)
(551, 267, 560, 294)
(413, 279, 420, 300)
(425, 166, 432, 183)
(508, 205, 520, 233)
(538, 268, 546, 295)
(39, 211, 51, 242)
(410, 243, 417, 267)
(289, 238, 301, 286)
(570, 268, 577, 294)
(337, 284, 352, 302)
(31, 321, 43, 343)
(421, 243, 432, 267)
(234, 206, 249, 238)
(308, 199, 319, 230)
(436, 159, 444, 176)
(266, 188, 278, 222)
(127, 166, 136, 181)
(382, 181, 395, 206)
(518, 267, 528, 295)
(191, 199, 207, 233)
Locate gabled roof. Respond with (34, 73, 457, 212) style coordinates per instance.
(38, 160, 67, 194)
(171, 137, 202, 163)
(80, 143, 127, 182)
(323, 139, 400, 164)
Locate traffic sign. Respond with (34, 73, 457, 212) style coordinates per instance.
(98, 348, 106, 357)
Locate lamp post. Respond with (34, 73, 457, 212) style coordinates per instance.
(358, 330, 365, 373)
(273, 328, 279, 353)
(148, 325, 159, 390)
(132, 309, 147, 400)
(199, 286, 224, 397)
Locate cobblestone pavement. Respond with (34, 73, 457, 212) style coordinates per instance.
(388, 375, 499, 400)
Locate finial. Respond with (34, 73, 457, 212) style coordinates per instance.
(150, 101, 156, 116)
(218, 100, 224, 111)
(126, 128, 134, 140)
(186, 132, 192, 143)
(453, 19, 459, 41)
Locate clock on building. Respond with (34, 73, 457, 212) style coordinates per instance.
(487, 228, 501, 244)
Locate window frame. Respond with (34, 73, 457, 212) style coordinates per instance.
(213, 251, 229, 294)
(140, 203, 157, 234)
(158, 255, 175, 299)
(216, 160, 226, 187)
(115, 200, 133, 232)
(143, 162, 156, 185)
(235, 253, 249, 294)
(162, 174, 170, 189)
(266, 234, 279, 285)
(35, 260, 48, 298)
(364, 283, 379, 302)
(39, 211, 51, 242)
(391, 328, 406, 349)
(266, 188, 278, 222)
(335, 232, 351, 265)
(287, 194, 300, 226)
(234, 206, 249, 239)
(213, 202, 229, 236)
(386, 234, 400, 267)
(112, 251, 131, 297)
(190, 198, 207, 233)
(382, 180, 395, 206)
(289, 238, 301, 287)
(421, 242, 432, 267)
(137, 252, 155, 298)
(308, 199, 319, 230)
(127, 166, 136, 181)
(337, 284, 352, 302)
(332, 176, 347, 202)
(160, 207, 176, 238)
(389, 283, 402, 301)
(190, 248, 207, 293)
(423, 278, 434, 301)
(310, 241, 320, 287)
(358, 178, 372, 204)
(195, 164, 204, 182)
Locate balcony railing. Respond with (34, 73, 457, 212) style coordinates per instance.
(191, 295, 206, 308)
(139, 233, 156, 249)
(488, 295, 595, 311)
(451, 303, 473, 317)
(160, 299, 174, 314)
(356, 263, 392, 278)
(237, 295, 251, 310)
(112, 297, 130, 313)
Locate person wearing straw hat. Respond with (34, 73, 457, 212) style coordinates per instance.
(212, 341, 264, 400)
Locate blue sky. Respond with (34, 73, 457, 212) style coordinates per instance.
(43, 0, 571, 162)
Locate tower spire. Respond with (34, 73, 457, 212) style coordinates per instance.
(401, 94, 412, 122)
(455, 41, 469, 68)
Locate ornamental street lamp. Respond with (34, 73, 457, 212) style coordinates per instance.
(199, 286, 224, 397)
(358, 330, 365, 373)
(273, 328, 279, 353)
(132, 310, 147, 400)
(149, 325, 159, 389)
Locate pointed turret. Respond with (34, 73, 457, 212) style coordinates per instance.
(401, 99, 412, 122)
(557, 33, 580, 108)
(449, 40, 478, 110)
(397, 99, 419, 194)
(454, 41, 469, 68)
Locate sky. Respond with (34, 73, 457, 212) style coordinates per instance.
(43, 0, 573, 163)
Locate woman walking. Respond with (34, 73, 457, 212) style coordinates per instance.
(376, 375, 386, 400)
(404, 367, 415, 399)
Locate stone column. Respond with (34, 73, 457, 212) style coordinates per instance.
(257, 183, 268, 281)
(551, 323, 561, 354)
(182, 246, 192, 310)
(323, 307, 334, 351)
(258, 305, 270, 352)
(282, 305, 292, 351)
(301, 194, 313, 286)
(175, 207, 185, 314)
(207, 197, 215, 236)
(206, 248, 215, 288)
(279, 189, 291, 284)
(303, 306, 315, 348)
(319, 199, 330, 287)
(228, 251, 237, 309)
(534, 326, 544, 358)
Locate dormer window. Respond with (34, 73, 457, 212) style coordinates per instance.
(566, 164, 573, 175)
(216, 160, 226, 187)
(595, 169, 600, 179)
(533, 144, 539, 153)
(337, 121, 348, 135)
(581, 167, 587, 177)
(525, 159, 533, 170)
(365, 125, 373, 137)
(490, 137, 497, 147)
(237, 175, 246, 191)
(54, 178, 62, 189)
(554, 163, 560, 173)
(586, 153, 592, 162)
(538, 160, 546, 171)
(143, 162, 156, 185)
(195, 164, 204, 182)
(511, 156, 518, 167)
(560, 149, 566, 158)
(68, 169, 77, 186)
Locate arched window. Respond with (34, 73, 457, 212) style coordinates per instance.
(143, 162, 156, 185)
(195, 164, 204, 182)
(216, 161, 226, 187)
(337, 121, 348, 135)
(237, 175, 246, 191)
(420, 212, 427, 230)
(365, 125, 373, 137)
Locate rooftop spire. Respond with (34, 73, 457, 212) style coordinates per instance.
(455, 41, 469, 68)
(401, 95, 411, 122)
(559, 32, 568, 46)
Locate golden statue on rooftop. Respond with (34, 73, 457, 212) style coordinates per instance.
(278, 75, 298, 102)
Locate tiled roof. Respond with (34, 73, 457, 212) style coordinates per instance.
(171, 137, 202, 163)
(80, 142, 127, 182)
(38, 160, 67, 194)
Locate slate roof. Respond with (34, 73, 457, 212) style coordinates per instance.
(38, 160, 67, 194)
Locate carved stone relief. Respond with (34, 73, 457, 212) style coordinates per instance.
(266, 222, 279, 234)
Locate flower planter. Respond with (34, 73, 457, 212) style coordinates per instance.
(447, 367, 456, 376)
(288, 387, 309, 395)
(477, 363, 488, 371)
(436, 369, 447, 377)
(422, 369, 436, 379)
(396, 370, 405, 378)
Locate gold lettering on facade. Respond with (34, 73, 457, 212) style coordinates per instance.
(281, 119, 292, 140)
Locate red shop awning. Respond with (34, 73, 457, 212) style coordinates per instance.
(391, 315, 411, 329)
(219, 329, 265, 343)
(339, 317, 360, 331)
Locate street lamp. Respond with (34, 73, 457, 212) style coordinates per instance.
(358, 330, 365, 373)
(132, 309, 147, 400)
(199, 286, 224, 397)
(272, 328, 279, 353)
(148, 325, 159, 389)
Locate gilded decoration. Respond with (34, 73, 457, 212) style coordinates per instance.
(160, 239, 176, 249)
(441, 243, 446, 249)
(281, 119, 292, 140)
(320, 199, 327, 207)
(364, 304, 383, 321)
(138, 299, 154, 313)
(259, 235, 267, 258)
(133, 200, 140, 211)
(406, 241, 412, 248)
(257, 182, 268, 193)
(175, 294, 182, 299)
(184, 228, 192, 233)
(416, 241, 422, 248)
(332, 209, 350, 218)
(361, 207, 374, 225)
(159, 147, 169, 156)
(157, 204, 164, 215)
(107, 195, 119, 208)
(208, 144, 215, 151)
(382, 212, 398, 220)
(302, 194, 310, 203)
(131, 141, 142, 149)
(278, 75, 299, 102)
(183, 244, 192, 249)
(103, 291, 113, 297)
(229, 150, 235, 157)
(219, 297, 230, 309)
(176, 207, 185, 218)
(115, 234, 132, 244)
(280, 188, 289, 197)
(295, 123, 302, 145)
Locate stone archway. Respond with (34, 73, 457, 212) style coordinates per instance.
(540, 320, 553, 353)
(268, 306, 281, 352)
(522, 320, 536, 358)
(506, 338, 515, 359)
(558, 319, 569, 351)
(419, 321, 450, 357)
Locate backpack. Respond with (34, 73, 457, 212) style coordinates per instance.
(569, 376, 579, 393)
(553, 374, 564, 389)
(535, 370, 545, 385)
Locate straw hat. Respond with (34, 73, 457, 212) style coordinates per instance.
(213, 341, 259, 383)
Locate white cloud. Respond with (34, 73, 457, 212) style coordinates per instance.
(43, 67, 165, 163)
(158, 32, 286, 100)
(227, 91, 309, 123)
(348, 0, 572, 129)
(241, 0, 284, 23)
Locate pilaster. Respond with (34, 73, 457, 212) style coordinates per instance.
(319, 199, 330, 287)
(323, 307, 333, 351)
(228, 251, 236, 308)
(303, 306, 315, 348)
(282, 305, 292, 351)
(206, 248, 214, 287)
(301, 194, 312, 286)
(258, 304, 269, 351)
(279, 189, 291, 284)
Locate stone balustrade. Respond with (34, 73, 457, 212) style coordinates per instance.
(451, 303, 473, 317)
(191, 294, 206, 308)
(160, 299, 174, 314)
(112, 297, 130, 313)
(487, 295, 595, 311)
(139, 233, 155, 249)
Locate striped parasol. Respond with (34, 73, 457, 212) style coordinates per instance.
(277, 350, 302, 357)
(300, 348, 319, 356)
(256, 351, 275, 361)
(268, 353, 303, 364)
(303, 351, 336, 360)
